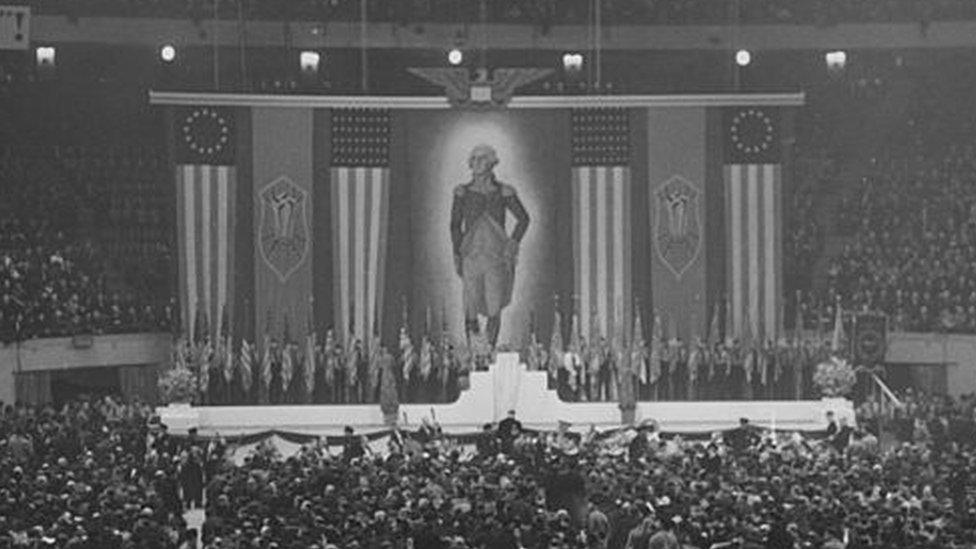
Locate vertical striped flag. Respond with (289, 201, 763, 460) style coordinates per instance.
(724, 107, 783, 343)
(571, 109, 632, 342)
(174, 106, 237, 341)
(331, 109, 391, 348)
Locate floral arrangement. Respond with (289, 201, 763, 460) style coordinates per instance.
(813, 356, 856, 397)
(158, 363, 199, 404)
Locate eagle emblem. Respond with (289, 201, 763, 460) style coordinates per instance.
(406, 67, 553, 107)
(653, 175, 702, 280)
(259, 176, 309, 283)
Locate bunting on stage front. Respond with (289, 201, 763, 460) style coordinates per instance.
(331, 109, 391, 346)
(571, 109, 632, 342)
(174, 106, 237, 341)
(724, 107, 783, 342)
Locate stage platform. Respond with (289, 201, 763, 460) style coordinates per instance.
(158, 353, 853, 437)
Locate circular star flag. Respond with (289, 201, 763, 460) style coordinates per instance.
(181, 107, 231, 160)
(730, 108, 775, 157)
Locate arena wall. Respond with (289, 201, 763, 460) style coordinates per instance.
(0, 333, 171, 405)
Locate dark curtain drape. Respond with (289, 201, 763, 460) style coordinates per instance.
(119, 364, 161, 405)
(15, 371, 52, 406)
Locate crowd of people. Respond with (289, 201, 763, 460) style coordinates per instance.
(857, 387, 976, 448)
(32, 0, 976, 26)
(828, 60, 976, 334)
(4, 391, 974, 548)
(0, 147, 174, 343)
(0, 396, 213, 548)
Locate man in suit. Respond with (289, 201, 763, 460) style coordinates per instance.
(825, 410, 838, 438)
(497, 409, 523, 454)
(726, 417, 760, 453)
(830, 416, 854, 453)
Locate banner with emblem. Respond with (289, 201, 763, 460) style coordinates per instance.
(853, 312, 887, 365)
(724, 107, 784, 343)
(253, 108, 315, 344)
(174, 106, 239, 342)
(646, 107, 711, 341)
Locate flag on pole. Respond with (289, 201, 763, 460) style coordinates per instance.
(687, 339, 701, 389)
(331, 109, 391, 348)
(239, 339, 253, 393)
(571, 109, 632, 343)
(548, 305, 564, 380)
(304, 312, 317, 400)
(220, 306, 234, 384)
(630, 307, 647, 384)
(197, 339, 212, 400)
(742, 307, 755, 383)
(212, 322, 225, 391)
(419, 307, 433, 380)
(399, 326, 416, 383)
(280, 316, 294, 394)
(419, 335, 433, 381)
(724, 107, 783, 343)
(260, 333, 273, 398)
(175, 107, 238, 343)
(758, 343, 769, 386)
(831, 300, 846, 354)
(566, 312, 581, 392)
(323, 330, 336, 389)
(724, 295, 735, 345)
(649, 313, 662, 384)
(707, 301, 721, 347)
(526, 323, 542, 372)
(345, 331, 359, 389)
(368, 326, 382, 396)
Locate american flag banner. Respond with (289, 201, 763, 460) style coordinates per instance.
(174, 106, 237, 341)
(571, 109, 632, 343)
(238, 339, 253, 393)
(724, 107, 783, 342)
(331, 109, 391, 348)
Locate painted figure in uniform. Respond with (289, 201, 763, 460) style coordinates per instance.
(450, 144, 530, 347)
